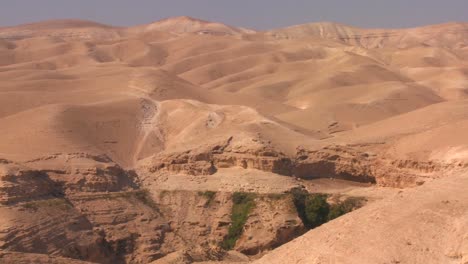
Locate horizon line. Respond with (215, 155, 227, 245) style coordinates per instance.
(0, 15, 466, 32)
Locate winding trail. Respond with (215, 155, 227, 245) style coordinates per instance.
(126, 70, 164, 167)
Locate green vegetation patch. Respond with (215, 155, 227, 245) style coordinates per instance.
(198, 191, 217, 206)
(328, 196, 366, 221)
(304, 193, 330, 228)
(221, 192, 256, 250)
(291, 188, 365, 229)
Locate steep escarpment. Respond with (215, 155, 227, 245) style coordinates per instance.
(0, 168, 115, 263)
(23, 153, 139, 193)
(1, 153, 369, 263)
(142, 138, 464, 188)
(0, 155, 160, 264)
(0, 251, 95, 264)
(2, 139, 463, 263)
(0, 162, 62, 204)
(147, 190, 304, 260)
(293, 145, 468, 187)
(0, 154, 182, 264)
(145, 136, 293, 177)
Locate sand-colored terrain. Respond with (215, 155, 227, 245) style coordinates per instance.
(0, 16, 467, 263)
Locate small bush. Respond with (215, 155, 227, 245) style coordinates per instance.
(291, 188, 365, 229)
(328, 197, 365, 221)
(291, 188, 312, 228)
(304, 194, 330, 228)
(328, 203, 346, 220)
(221, 192, 256, 250)
(198, 191, 216, 206)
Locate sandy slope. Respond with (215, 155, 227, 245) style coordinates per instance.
(255, 171, 468, 264)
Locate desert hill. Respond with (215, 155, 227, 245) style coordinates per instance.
(0, 17, 467, 263)
(264, 21, 468, 49)
(129, 16, 255, 36)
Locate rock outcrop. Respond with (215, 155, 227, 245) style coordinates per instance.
(147, 137, 293, 177)
(234, 194, 304, 255)
(0, 155, 308, 263)
(0, 162, 62, 204)
(143, 139, 466, 188)
(0, 251, 95, 264)
(24, 153, 138, 193)
(294, 145, 468, 187)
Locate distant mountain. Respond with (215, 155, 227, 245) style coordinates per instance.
(1, 17, 466, 48)
(129, 16, 255, 36)
(265, 21, 468, 48)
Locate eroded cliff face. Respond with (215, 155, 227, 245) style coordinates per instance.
(0, 159, 118, 263)
(148, 190, 304, 260)
(2, 143, 461, 263)
(146, 137, 293, 177)
(234, 195, 305, 255)
(294, 145, 468, 187)
(0, 251, 95, 264)
(1, 136, 464, 263)
(0, 155, 307, 263)
(142, 137, 465, 188)
(0, 156, 160, 264)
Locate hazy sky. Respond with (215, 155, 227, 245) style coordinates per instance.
(1, 0, 467, 30)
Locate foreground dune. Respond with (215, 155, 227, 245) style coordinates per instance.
(256, 172, 468, 264)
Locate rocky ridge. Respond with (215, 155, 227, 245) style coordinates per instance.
(0, 153, 313, 263)
(143, 139, 465, 188)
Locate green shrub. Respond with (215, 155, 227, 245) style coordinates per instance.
(291, 188, 314, 228)
(328, 203, 346, 220)
(328, 197, 365, 221)
(304, 194, 330, 228)
(291, 188, 366, 229)
(221, 192, 256, 250)
(198, 191, 216, 206)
